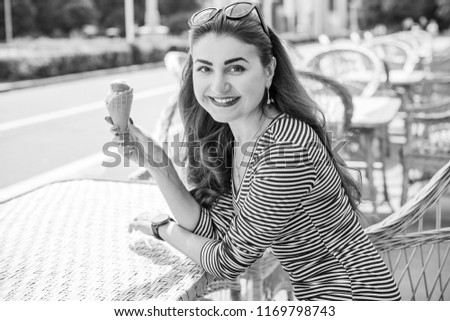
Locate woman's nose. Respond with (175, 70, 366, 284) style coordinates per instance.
(210, 74, 230, 93)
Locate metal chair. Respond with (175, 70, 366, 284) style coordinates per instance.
(401, 109, 450, 205)
(363, 36, 421, 74)
(400, 76, 450, 205)
(302, 44, 386, 97)
(297, 69, 354, 139)
(416, 73, 450, 104)
(365, 160, 450, 300)
(389, 31, 433, 71)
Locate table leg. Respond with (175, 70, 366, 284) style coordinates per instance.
(378, 125, 394, 211)
(249, 275, 264, 300)
(362, 129, 377, 213)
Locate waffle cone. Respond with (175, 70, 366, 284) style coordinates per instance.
(106, 88, 133, 133)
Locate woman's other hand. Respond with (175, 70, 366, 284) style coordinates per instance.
(128, 212, 154, 236)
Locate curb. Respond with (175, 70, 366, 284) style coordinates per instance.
(0, 61, 165, 93)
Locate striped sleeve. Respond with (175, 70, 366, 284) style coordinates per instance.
(200, 141, 317, 279)
(192, 206, 217, 239)
(192, 191, 235, 241)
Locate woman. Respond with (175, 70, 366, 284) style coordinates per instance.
(108, 2, 401, 300)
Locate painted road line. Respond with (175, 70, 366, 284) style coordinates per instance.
(0, 84, 177, 133)
(0, 152, 109, 203)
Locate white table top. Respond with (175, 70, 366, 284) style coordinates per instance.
(389, 70, 426, 86)
(351, 96, 402, 128)
(0, 179, 212, 300)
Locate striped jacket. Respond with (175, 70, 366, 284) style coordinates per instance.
(193, 114, 401, 300)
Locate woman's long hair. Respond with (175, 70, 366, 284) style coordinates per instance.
(178, 12, 362, 214)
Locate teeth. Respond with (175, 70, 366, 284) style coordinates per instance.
(212, 97, 237, 104)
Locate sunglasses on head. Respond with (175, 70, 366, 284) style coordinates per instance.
(189, 2, 270, 38)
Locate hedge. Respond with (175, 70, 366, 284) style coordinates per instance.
(0, 37, 186, 82)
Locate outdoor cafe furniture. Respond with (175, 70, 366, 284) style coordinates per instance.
(350, 96, 401, 212)
(365, 160, 450, 300)
(297, 70, 353, 137)
(301, 44, 386, 97)
(363, 36, 421, 74)
(361, 36, 427, 107)
(400, 75, 450, 205)
(300, 40, 427, 108)
(382, 30, 434, 71)
(0, 179, 213, 300)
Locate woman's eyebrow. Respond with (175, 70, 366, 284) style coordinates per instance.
(224, 57, 249, 65)
(194, 57, 249, 65)
(194, 59, 213, 66)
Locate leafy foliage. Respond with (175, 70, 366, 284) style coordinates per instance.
(0, 0, 38, 37)
(436, 0, 450, 28)
(358, 0, 447, 30)
(1, 0, 448, 40)
(358, 0, 383, 30)
(94, 0, 145, 30)
(59, 0, 99, 33)
(0, 0, 198, 40)
(32, 0, 64, 36)
(381, 0, 436, 24)
(158, 0, 199, 16)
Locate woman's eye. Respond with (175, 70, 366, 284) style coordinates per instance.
(197, 66, 211, 73)
(228, 65, 246, 73)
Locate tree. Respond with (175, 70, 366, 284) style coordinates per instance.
(59, 0, 99, 33)
(32, 0, 63, 36)
(381, 0, 436, 25)
(158, 0, 199, 16)
(436, 0, 450, 28)
(93, 0, 145, 31)
(0, 0, 37, 39)
(358, 0, 443, 31)
(358, 0, 383, 29)
(158, 0, 199, 34)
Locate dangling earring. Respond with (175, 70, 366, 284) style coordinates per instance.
(266, 87, 272, 105)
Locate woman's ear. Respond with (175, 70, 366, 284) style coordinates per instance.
(265, 57, 277, 87)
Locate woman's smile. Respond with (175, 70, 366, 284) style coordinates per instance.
(208, 96, 241, 107)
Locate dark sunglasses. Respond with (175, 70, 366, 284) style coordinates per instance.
(189, 2, 270, 38)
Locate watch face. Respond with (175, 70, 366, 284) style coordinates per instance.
(152, 213, 171, 225)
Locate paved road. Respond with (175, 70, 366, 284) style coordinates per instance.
(0, 67, 178, 200)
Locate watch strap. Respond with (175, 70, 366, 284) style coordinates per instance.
(151, 216, 173, 241)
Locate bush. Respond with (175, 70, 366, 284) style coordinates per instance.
(131, 42, 166, 65)
(0, 37, 174, 82)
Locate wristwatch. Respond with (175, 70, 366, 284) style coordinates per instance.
(151, 214, 173, 241)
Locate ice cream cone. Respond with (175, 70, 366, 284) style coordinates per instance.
(106, 80, 133, 133)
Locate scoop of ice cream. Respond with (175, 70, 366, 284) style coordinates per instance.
(110, 80, 131, 93)
(106, 80, 131, 104)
